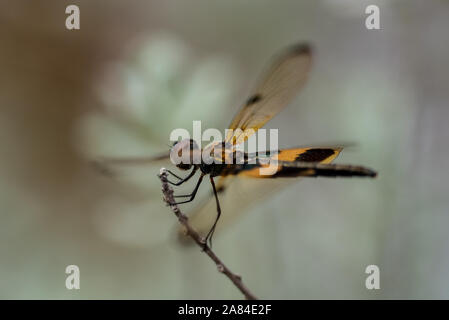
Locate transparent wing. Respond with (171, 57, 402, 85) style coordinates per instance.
(176, 175, 287, 244)
(225, 43, 313, 145)
(91, 153, 169, 176)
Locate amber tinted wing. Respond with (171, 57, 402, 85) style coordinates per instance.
(239, 147, 342, 178)
(271, 161, 377, 178)
(237, 146, 376, 179)
(177, 147, 343, 243)
(225, 43, 313, 145)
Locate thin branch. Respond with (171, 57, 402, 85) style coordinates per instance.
(158, 168, 258, 300)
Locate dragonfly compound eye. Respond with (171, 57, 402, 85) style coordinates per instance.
(170, 139, 199, 170)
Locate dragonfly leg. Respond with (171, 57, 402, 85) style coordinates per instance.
(167, 167, 197, 186)
(204, 176, 222, 249)
(166, 169, 183, 181)
(169, 173, 204, 205)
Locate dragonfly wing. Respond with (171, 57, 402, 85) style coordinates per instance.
(239, 147, 376, 179)
(91, 153, 170, 177)
(271, 161, 377, 178)
(239, 147, 342, 178)
(177, 175, 286, 243)
(177, 146, 343, 244)
(226, 43, 313, 145)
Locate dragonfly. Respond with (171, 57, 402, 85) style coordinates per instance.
(95, 42, 377, 247)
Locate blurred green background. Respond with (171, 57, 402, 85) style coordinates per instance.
(1, 0, 449, 299)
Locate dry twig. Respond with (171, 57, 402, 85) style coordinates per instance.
(158, 168, 258, 300)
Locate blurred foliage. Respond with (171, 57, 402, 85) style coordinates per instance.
(1, 0, 449, 299)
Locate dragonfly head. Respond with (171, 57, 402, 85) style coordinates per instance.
(170, 139, 199, 170)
